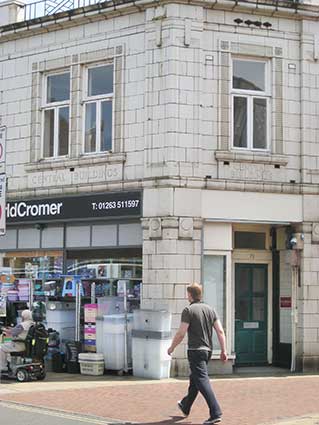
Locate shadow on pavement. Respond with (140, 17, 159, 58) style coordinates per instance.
(142, 415, 195, 425)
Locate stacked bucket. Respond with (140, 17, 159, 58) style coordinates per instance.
(132, 310, 172, 379)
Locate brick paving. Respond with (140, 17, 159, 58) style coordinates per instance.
(1, 375, 319, 425)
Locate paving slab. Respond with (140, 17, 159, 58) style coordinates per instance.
(0, 375, 319, 425)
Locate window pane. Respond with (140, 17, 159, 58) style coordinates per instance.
(233, 97, 247, 148)
(234, 232, 266, 250)
(101, 101, 112, 151)
(44, 109, 54, 157)
(203, 255, 226, 350)
(252, 297, 265, 321)
(58, 106, 69, 156)
(233, 60, 265, 91)
(88, 65, 113, 97)
(85, 103, 96, 153)
(47, 73, 70, 103)
(253, 98, 267, 149)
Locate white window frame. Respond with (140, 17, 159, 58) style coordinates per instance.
(41, 70, 70, 159)
(231, 58, 271, 152)
(82, 62, 114, 155)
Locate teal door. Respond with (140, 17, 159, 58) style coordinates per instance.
(235, 264, 268, 365)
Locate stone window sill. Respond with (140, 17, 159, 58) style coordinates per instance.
(215, 150, 288, 166)
(25, 152, 126, 172)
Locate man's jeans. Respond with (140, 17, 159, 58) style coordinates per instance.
(180, 350, 222, 419)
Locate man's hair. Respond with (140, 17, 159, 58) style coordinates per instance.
(187, 283, 202, 302)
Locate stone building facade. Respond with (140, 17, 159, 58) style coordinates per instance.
(1, 0, 319, 374)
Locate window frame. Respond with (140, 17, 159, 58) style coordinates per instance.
(82, 62, 114, 155)
(41, 70, 71, 159)
(203, 250, 232, 355)
(231, 57, 271, 152)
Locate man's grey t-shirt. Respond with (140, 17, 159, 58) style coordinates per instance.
(181, 301, 219, 351)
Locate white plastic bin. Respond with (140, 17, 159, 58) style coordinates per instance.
(97, 314, 133, 371)
(95, 316, 104, 355)
(45, 306, 76, 342)
(133, 309, 171, 332)
(132, 332, 172, 379)
(97, 297, 124, 316)
(78, 353, 104, 376)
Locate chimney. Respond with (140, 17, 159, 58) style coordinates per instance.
(0, 1, 25, 26)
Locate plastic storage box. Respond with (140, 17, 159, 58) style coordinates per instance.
(96, 314, 133, 371)
(78, 353, 104, 376)
(97, 297, 124, 316)
(132, 330, 172, 379)
(45, 303, 76, 342)
(133, 309, 171, 332)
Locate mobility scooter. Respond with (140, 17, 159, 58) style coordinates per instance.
(0, 311, 48, 382)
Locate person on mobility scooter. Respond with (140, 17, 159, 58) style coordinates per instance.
(0, 309, 48, 382)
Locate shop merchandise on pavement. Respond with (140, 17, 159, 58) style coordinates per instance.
(1, 372, 319, 425)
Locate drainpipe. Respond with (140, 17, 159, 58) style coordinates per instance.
(290, 250, 300, 372)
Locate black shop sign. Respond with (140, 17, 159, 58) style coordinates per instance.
(6, 191, 141, 223)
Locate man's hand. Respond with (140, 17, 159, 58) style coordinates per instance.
(167, 346, 174, 356)
(220, 350, 228, 362)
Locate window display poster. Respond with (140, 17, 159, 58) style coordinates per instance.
(84, 304, 97, 323)
(0, 294, 6, 317)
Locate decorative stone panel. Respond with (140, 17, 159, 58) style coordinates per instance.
(179, 217, 194, 239)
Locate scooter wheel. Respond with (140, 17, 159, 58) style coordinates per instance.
(36, 371, 46, 380)
(16, 369, 29, 383)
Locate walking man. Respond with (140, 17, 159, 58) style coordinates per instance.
(168, 283, 228, 424)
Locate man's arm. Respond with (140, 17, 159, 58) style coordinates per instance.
(213, 319, 228, 362)
(167, 322, 189, 355)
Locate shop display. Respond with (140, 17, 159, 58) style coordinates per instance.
(0, 253, 143, 377)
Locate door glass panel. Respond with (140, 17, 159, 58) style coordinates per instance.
(253, 268, 266, 293)
(252, 297, 265, 321)
(237, 298, 249, 321)
(233, 97, 247, 148)
(236, 267, 250, 296)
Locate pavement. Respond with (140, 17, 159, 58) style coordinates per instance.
(0, 371, 319, 425)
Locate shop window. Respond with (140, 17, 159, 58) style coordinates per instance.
(232, 59, 269, 151)
(43, 72, 70, 158)
(84, 64, 113, 154)
(234, 231, 266, 250)
(203, 255, 226, 351)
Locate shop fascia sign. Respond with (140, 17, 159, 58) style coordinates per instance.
(0, 126, 7, 236)
(6, 191, 142, 224)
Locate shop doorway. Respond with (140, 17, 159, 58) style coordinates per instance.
(235, 263, 268, 365)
